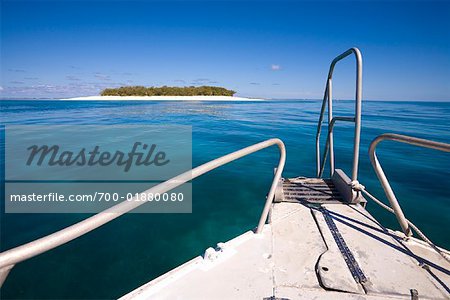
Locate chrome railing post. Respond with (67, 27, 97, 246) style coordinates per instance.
(352, 48, 363, 181)
(369, 133, 450, 236)
(256, 141, 286, 233)
(327, 78, 334, 177)
(316, 83, 329, 177)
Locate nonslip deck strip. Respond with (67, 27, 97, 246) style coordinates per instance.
(320, 207, 368, 284)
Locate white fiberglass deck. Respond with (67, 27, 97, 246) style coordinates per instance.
(121, 199, 450, 299)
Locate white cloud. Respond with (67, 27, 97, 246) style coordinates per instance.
(0, 86, 3, 91)
(271, 64, 281, 71)
(94, 73, 111, 81)
(66, 75, 81, 81)
(0, 82, 121, 98)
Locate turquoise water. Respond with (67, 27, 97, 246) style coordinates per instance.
(1, 100, 449, 299)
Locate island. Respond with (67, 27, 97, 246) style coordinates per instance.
(64, 86, 263, 101)
(102, 86, 236, 96)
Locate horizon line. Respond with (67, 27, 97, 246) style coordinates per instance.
(1, 97, 450, 102)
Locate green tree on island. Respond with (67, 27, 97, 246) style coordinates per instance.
(101, 86, 236, 96)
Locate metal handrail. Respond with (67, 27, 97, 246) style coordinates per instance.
(369, 133, 450, 236)
(316, 47, 362, 180)
(0, 138, 286, 287)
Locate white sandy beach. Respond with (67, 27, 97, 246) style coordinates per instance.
(63, 95, 264, 101)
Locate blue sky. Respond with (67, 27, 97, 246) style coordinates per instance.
(1, 0, 449, 100)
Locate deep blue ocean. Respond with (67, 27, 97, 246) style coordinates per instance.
(1, 99, 449, 299)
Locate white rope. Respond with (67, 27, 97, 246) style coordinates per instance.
(350, 181, 450, 263)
